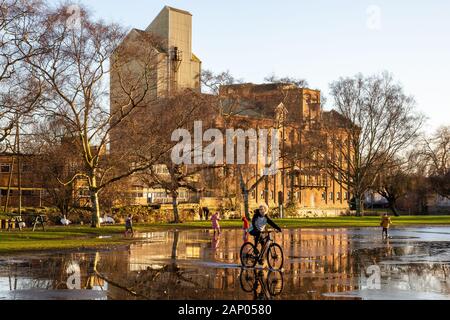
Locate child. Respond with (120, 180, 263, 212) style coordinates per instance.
(380, 213, 392, 239)
(125, 214, 134, 238)
(242, 215, 250, 242)
(211, 212, 221, 235)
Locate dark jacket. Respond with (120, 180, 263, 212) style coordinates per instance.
(251, 211, 281, 233)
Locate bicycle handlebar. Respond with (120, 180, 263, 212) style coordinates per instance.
(261, 229, 281, 234)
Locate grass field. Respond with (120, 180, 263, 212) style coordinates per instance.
(1, 216, 450, 254)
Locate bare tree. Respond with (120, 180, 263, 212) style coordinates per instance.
(137, 90, 218, 223)
(0, 0, 44, 151)
(374, 155, 415, 216)
(28, 119, 84, 217)
(201, 69, 243, 95)
(322, 72, 424, 216)
(23, 4, 194, 227)
(281, 126, 329, 206)
(139, 164, 201, 223)
(264, 74, 309, 88)
(422, 126, 450, 199)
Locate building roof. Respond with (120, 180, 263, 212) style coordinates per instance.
(164, 6, 192, 16)
(222, 82, 298, 92)
(322, 110, 354, 128)
(126, 28, 167, 54)
(192, 53, 202, 63)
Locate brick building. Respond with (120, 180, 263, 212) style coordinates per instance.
(0, 153, 44, 208)
(109, 6, 352, 216)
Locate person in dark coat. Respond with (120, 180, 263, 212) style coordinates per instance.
(249, 205, 281, 255)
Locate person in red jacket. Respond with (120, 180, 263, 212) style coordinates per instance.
(242, 215, 250, 242)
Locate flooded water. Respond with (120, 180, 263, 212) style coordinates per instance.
(1, 227, 450, 300)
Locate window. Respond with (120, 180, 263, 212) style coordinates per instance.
(22, 190, 33, 196)
(1, 164, 11, 173)
(78, 188, 90, 197)
(337, 192, 341, 201)
(153, 165, 169, 175)
(344, 192, 349, 200)
(330, 192, 334, 201)
(322, 192, 326, 201)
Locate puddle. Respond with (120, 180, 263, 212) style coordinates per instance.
(1, 227, 450, 300)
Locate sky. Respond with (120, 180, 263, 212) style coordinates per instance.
(53, 0, 450, 133)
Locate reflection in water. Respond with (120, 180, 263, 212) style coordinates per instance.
(1, 227, 450, 300)
(212, 233, 221, 252)
(239, 269, 284, 300)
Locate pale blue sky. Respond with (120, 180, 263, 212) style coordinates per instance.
(56, 0, 450, 132)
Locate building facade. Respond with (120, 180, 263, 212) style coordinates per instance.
(0, 153, 44, 208)
(204, 84, 350, 216)
(109, 6, 351, 216)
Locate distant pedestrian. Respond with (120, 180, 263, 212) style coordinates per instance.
(203, 207, 210, 221)
(242, 215, 250, 242)
(211, 212, 221, 235)
(380, 213, 392, 239)
(125, 214, 134, 237)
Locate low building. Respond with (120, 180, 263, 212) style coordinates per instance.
(0, 153, 44, 208)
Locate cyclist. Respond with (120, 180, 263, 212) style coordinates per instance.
(249, 204, 282, 260)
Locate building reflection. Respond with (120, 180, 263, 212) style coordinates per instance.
(95, 229, 361, 299)
(1, 229, 450, 300)
(0, 252, 106, 293)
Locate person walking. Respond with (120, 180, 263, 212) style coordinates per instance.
(211, 211, 221, 235)
(203, 207, 210, 221)
(125, 214, 134, 238)
(380, 213, 392, 239)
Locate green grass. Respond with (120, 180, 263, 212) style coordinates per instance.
(141, 216, 450, 229)
(1, 216, 450, 254)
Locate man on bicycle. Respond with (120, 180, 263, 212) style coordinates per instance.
(249, 204, 282, 259)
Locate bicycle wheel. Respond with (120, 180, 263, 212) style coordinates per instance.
(239, 269, 257, 293)
(240, 242, 258, 268)
(267, 243, 284, 270)
(267, 271, 284, 296)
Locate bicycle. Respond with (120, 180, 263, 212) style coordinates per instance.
(240, 230, 284, 270)
(240, 269, 284, 300)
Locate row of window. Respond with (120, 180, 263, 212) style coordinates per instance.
(130, 192, 190, 199)
(248, 190, 349, 202)
(0, 189, 39, 196)
(322, 191, 349, 201)
(0, 163, 32, 173)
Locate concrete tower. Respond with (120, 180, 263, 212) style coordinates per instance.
(109, 6, 202, 153)
(146, 6, 201, 94)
